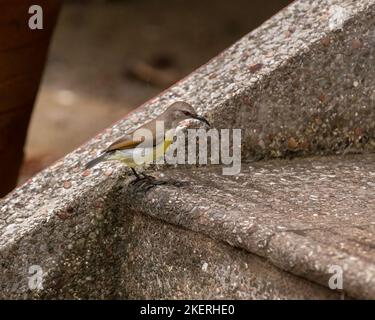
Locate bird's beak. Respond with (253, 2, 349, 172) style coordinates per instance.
(191, 114, 210, 127)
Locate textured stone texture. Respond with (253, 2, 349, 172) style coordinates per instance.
(2, 153, 373, 299)
(120, 212, 340, 300)
(122, 154, 375, 299)
(1, 0, 375, 299)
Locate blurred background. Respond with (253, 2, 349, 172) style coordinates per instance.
(1, 0, 293, 196)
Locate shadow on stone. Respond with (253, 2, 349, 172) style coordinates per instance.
(128, 175, 189, 193)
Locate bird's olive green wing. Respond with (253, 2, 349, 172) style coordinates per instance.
(105, 134, 146, 152)
(105, 122, 160, 152)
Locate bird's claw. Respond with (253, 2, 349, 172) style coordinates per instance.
(130, 174, 168, 192)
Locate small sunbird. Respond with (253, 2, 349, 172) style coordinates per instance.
(85, 101, 210, 179)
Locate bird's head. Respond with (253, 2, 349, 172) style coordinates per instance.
(163, 101, 210, 128)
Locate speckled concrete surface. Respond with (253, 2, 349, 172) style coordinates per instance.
(2, 154, 373, 299)
(122, 154, 375, 299)
(1, 0, 375, 299)
(120, 212, 340, 300)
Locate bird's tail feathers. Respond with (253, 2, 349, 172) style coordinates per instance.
(85, 152, 108, 170)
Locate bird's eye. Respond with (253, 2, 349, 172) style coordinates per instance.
(182, 111, 191, 116)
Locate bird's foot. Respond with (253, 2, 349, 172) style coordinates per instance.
(129, 173, 168, 192)
(129, 168, 188, 192)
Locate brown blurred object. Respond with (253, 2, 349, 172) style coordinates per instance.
(0, 1, 61, 197)
(126, 60, 180, 88)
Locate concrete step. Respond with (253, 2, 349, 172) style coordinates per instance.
(120, 153, 375, 299)
(2, 153, 374, 299)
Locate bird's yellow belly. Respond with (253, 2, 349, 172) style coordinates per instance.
(109, 138, 174, 168)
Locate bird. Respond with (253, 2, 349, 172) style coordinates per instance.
(85, 101, 210, 180)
